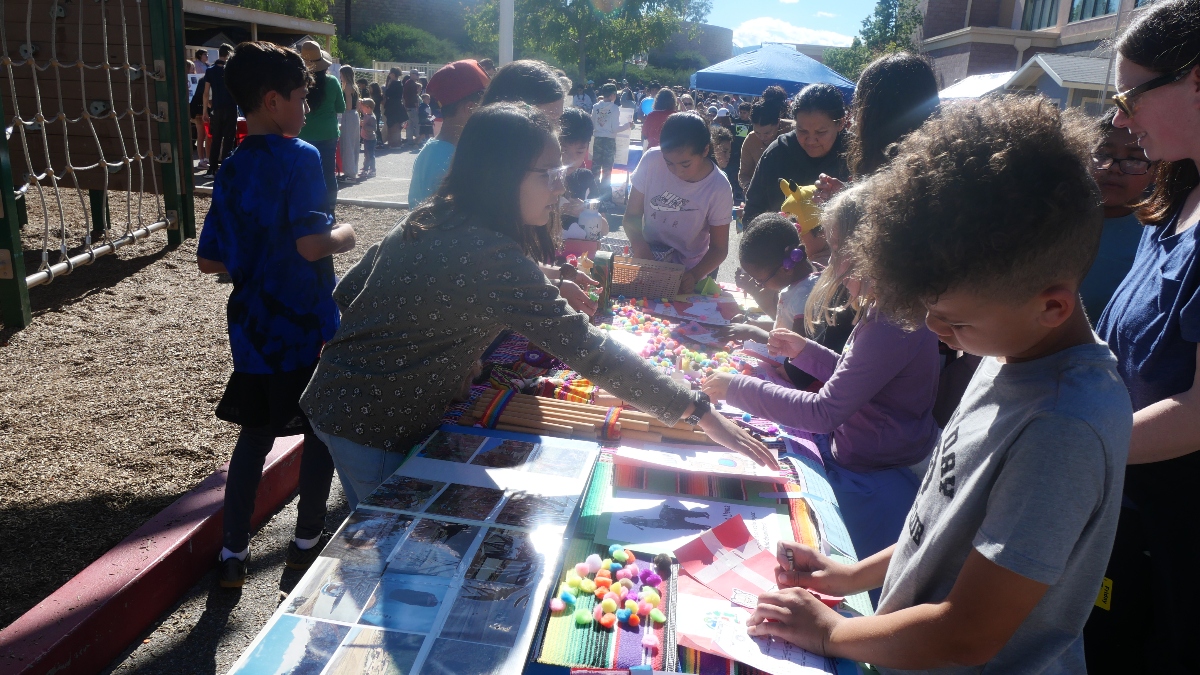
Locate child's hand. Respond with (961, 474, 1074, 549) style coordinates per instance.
(575, 269, 600, 288)
(776, 542, 858, 596)
(559, 280, 598, 317)
(700, 371, 735, 401)
(679, 271, 699, 294)
(813, 173, 846, 205)
(695, 410, 778, 469)
(767, 328, 807, 359)
(746, 587, 845, 656)
(713, 323, 769, 343)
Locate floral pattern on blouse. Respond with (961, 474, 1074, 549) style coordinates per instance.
(301, 221, 694, 451)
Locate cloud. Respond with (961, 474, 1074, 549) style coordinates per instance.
(732, 17, 854, 48)
(815, 11, 837, 17)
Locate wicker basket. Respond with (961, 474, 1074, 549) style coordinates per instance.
(608, 256, 686, 299)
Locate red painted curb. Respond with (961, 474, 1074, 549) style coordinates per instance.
(0, 435, 306, 675)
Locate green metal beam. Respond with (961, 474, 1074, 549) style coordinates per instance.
(0, 95, 31, 329)
(146, 0, 192, 246)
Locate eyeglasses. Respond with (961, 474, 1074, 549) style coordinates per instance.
(1113, 55, 1199, 117)
(528, 165, 569, 190)
(1091, 153, 1153, 175)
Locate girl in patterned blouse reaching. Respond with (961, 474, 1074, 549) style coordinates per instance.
(302, 103, 775, 509)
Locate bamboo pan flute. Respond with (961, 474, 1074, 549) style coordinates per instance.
(460, 390, 717, 445)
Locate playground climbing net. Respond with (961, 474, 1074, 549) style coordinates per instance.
(2, 0, 172, 290)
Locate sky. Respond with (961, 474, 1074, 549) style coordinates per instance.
(704, 0, 877, 48)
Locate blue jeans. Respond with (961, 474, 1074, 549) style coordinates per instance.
(312, 427, 407, 511)
(816, 435, 920, 605)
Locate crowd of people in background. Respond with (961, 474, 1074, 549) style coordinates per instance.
(191, 1, 1200, 667)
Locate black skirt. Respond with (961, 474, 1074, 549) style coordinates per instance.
(214, 362, 319, 434)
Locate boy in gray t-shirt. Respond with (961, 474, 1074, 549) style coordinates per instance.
(742, 97, 1132, 673)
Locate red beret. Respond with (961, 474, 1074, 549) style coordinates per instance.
(427, 60, 490, 107)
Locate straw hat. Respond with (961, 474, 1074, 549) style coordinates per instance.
(299, 40, 332, 72)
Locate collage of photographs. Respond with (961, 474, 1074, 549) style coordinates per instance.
(228, 428, 602, 675)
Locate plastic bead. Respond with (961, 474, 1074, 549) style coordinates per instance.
(649, 608, 666, 624)
(550, 598, 566, 612)
(600, 613, 617, 629)
(601, 598, 618, 613)
(586, 553, 603, 573)
(574, 608, 592, 626)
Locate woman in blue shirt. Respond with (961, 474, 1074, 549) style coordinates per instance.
(1092, 2, 1200, 670)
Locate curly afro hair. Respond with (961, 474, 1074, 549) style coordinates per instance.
(850, 94, 1102, 327)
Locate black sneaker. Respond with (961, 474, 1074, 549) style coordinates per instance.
(285, 533, 330, 570)
(218, 554, 248, 588)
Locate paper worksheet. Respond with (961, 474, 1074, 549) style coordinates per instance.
(613, 441, 783, 479)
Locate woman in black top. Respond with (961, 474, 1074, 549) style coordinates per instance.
(742, 85, 850, 225)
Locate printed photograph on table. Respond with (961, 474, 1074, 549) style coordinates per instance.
(229, 614, 350, 675)
(322, 511, 414, 572)
(421, 637, 512, 675)
(425, 484, 506, 521)
(284, 557, 380, 623)
(387, 518, 481, 577)
(466, 528, 543, 587)
(495, 492, 578, 528)
(470, 439, 538, 468)
(358, 573, 452, 634)
(600, 490, 787, 555)
(418, 430, 487, 463)
(439, 577, 534, 647)
(361, 475, 446, 512)
(323, 626, 425, 675)
(524, 441, 591, 478)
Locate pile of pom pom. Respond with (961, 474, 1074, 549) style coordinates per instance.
(548, 544, 669, 649)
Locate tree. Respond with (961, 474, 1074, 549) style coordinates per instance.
(235, 0, 334, 22)
(823, 0, 922, 81)
(339, 23, 459, 67)
(465, 0, 711, 81)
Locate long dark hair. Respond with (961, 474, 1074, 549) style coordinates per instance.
(1118, 0, 1200, 224)
(403, 103, 559, 261)
(307, 69, 329, 111)
(846, 53, 939, 178)
(661, 112, 715, 163)
(481, 60, 565, 106)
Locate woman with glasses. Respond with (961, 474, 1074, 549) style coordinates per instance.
(1077, 108, 1156, 321)
(1090, 1, 1200, 670)
(300, 104, 774, 509)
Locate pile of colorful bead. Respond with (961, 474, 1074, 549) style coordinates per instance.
(549, 544, 668, 649)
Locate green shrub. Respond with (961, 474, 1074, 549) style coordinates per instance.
(337, 23, 459, 67)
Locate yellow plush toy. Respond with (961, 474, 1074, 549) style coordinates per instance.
(779, 179, 821, 235)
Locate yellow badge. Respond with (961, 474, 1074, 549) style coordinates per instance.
(1094, 577, 1113, 610)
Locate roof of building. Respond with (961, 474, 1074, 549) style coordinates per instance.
(1008, 53, 1116, 90)
(939, 71, 1015, 99)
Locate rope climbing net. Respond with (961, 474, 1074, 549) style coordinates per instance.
(2, 0, 171, 290)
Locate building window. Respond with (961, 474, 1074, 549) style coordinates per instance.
(1022, 0, 1060, 29)
(1070, 0, 1118, 21)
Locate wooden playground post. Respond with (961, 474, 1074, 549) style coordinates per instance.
(0, 92, 31, 328)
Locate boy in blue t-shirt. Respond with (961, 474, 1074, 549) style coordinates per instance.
(197, 41, 356, 588)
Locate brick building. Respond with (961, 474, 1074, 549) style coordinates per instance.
(920, 0, 1150, 106)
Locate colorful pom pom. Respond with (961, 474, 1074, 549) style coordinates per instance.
(574, 562, 590, 577)
(613, 549, 629, 563)
(595, 577, 612, 589)
(628, 613, 641, 628)
(550, 598, 565, 612)
(616, 608, 631, 621)
(586, 553, 603, 573)
(646, 573, 663, 586)
(580, 578, 596, 593)
(638, 601, 652, 615)
(601, 598, 618, 613)
(574, 608, 592, 626)
(608, 544, 623, 555)
(610, 562, 623, 573)
(594, 605, 605, 621)
(625, 599, 639, 613)
(642, 632, 659, 649)
(600, 613, 617, 629)
(602, 558, 613, 570)
(649, 608, 666, 624)
(560, 591, 577, 606)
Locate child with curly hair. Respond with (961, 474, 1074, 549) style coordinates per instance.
(744, 95, 1131, 674)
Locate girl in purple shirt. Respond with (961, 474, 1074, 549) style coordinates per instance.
(703, 187, 941, 570)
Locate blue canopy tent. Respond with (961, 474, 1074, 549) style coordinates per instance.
(690, 44, 855, 102)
